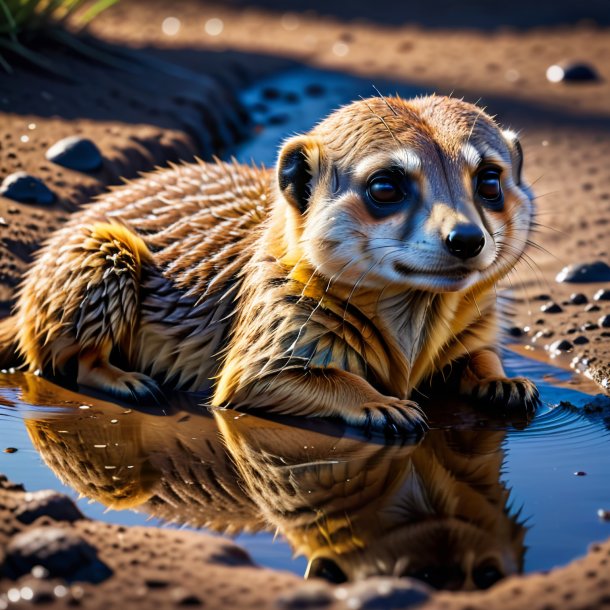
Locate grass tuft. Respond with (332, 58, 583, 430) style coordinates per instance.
(0, 0, 120, 74)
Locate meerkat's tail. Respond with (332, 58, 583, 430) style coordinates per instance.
(0, 315, 21, 368)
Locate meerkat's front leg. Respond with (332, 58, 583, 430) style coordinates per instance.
(213, 366, 427, 437)
(459, 349, 539, 411)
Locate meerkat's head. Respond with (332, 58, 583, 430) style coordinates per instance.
(276, 95, 533, 292)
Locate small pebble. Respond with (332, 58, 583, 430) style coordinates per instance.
(585, 304, 601, 312)
(599, 314, 610, 328)
(0, 172, 55, 205)
(598, 509, 610, 521)
(556, 261, 610, 283)
(569, 292, 588, 305)
(549, 339, 573, 353)
(533, 293, 552, 301)
(541, 302, 563, 313)
(546, 61, 599, 83)
(574, 471, 587, 476)
(582, 322, 599, 331)
(4, 447, 17, 453)
(573, 335, 590, 345)
(594, 289, 610, 301)
(507, 326, 524, 337)
(46, 136, 103, 172)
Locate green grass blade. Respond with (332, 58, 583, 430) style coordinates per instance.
(79, 0, 118, 25)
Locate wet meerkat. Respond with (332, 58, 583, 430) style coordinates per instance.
(5, 95, 539, 434)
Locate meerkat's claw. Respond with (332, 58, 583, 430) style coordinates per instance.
(471, 377, 540, 412)
(78, 360, 163, 405)
(359, 399, 428, 438)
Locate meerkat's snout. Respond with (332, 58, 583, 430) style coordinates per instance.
(445, 223, 486, 260)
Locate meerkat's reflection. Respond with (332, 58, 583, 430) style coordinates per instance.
(12, 373, 526, 591)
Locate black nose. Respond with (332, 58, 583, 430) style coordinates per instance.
(446, 223, 485, 259)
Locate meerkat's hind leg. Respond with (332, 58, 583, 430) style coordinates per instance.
(459, 349, 540, 412)
(77, 344, 164, 403)
(63, 221, 162, 403)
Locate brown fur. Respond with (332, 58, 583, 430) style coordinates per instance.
(4, 95, 538, 433)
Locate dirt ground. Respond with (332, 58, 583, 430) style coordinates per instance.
(1, 0, 610, 607)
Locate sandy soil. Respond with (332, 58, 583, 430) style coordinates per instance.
(1, 0, 610, 607)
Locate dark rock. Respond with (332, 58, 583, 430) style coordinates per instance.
(570, 292, 588, 305)
(3, 447, 17, 453)
(277, 581, 333, 609)
(533, 293, 552, 301)
(547, 61, 600, 83)
(585, 304, 601, 312)
(15, 489, 83, 525)
(598, 509, 610, 521)
(549, 339, 573, 353)
(335, 577, 431, 610)
(599, 315, 610, 328)
(46, 136, 103, 172)
(582, 322, 599, 331)
(541, 302, 563, 313)
(556, 261, 610, 283)
(507, 326, 524, 337)
(0, 172, 55, 205)
(6, 526, 112, 583)
(594, 289, 610, 301)
(573, 335, 590, 345)
(574, 471, 587, 476)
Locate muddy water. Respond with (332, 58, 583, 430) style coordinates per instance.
(0, 350, 609, 588)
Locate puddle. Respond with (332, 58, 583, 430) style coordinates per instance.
(1, 67, 609, 591)
(1, 352, 609, 589)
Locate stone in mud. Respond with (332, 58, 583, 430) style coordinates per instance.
(15, 489, 83, 525)
(507, 326, 524, 337)
(594, 289, 610, 301)
(277, 581, 334, 609)
(334, 577, 431, 610)
(549, 339, 573, 353)
(0, 172, 55, 205)
(599, 314, 610, 328)
(585, 304, 601, 312)
(541, 302, 563, 313)
(6, 526, 112, 582)
(46, 136, 103, 172)
(569, 292, 588, 305)
(547, 61, 600, 83)
(573, 335, 590, 345)
(556, 261, 610, 283)
(598, 509, 610, 521)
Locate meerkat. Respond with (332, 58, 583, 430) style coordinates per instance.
(3, 95, 539, 434)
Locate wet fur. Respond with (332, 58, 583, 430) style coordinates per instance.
(5, 95, 538, 432)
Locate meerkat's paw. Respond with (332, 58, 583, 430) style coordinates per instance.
(469, 376, 540, 412)
(356, 398, 427, 438)
(78, 359, 163, 404)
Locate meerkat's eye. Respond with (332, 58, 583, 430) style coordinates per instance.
(476, 167, 503, 208)
(367, 172, 405, 205)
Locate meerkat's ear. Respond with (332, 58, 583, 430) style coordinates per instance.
(277, 135, 322, 213)
(503, 130, 524, 186)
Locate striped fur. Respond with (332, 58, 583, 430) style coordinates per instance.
(8, 95, 538, 431)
